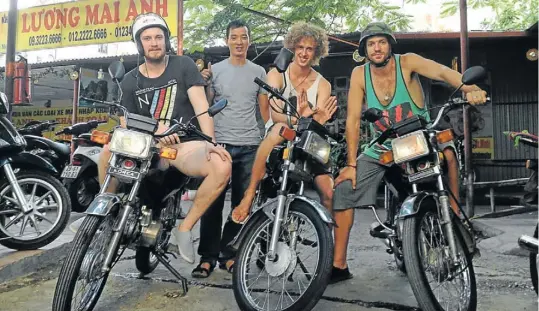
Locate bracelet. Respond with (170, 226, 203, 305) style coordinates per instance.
(346, 164, 357, 168)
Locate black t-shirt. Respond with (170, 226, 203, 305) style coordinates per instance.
(120, 55, 206, 135)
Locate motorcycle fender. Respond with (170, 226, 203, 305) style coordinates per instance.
(228, 195, 336, 252)
(10, 152, 58, 175)
(85, 193, 121, 216)
(397, 192, 438, 219)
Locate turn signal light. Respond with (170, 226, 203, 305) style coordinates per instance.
(436, 129, 454, 144)
(160, 147, 178, 160)
(380, 150, 394, 165)
(91, 130, 111, 145)
(279, 126, 297, 141)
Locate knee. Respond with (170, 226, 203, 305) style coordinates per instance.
(99, 144, 112, 166)
(268, 123, 287, 143)
(443, 148, 457, 165)
(209, 157, 232, 184)
(320, 187, 333, 206)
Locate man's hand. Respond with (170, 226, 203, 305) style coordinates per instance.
(297, 89, 315, 117)
(314, 96, 337, 124)
(201, 62, 212, 83)
(156, 122, 180, 146)
(205, 142, 232, 162)
(334, 166, 357, 189)
(465, 89, 487, 105)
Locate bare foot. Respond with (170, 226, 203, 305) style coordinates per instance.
(231, 192, 255, 224)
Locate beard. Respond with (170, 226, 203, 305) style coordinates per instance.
(145, 49, 166, 64)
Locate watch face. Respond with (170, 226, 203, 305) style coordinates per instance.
(195, 59, 205, 71)
(352, 50, 364, 63)
(527, 49, 538, 61)
(70, 70, 79, 80)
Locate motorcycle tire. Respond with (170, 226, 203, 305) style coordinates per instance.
(232, 201, 333, 311)
(135, 247, 159, 275)
(68, 171, 100, 213)
(402, 207, 477, 311)
(530, 224, 538, 294)
(52, 214, 116, 311)
(0, 170, 71, 250)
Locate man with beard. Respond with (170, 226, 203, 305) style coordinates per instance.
(97, 13, 232, 265)
(230, 21, 338, 259)
(192, 20, 270, 277)
(331, 22, 488, 283)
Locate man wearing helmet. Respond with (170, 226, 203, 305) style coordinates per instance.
(330, 22, 487, 283)
(97, 13, 232, 265)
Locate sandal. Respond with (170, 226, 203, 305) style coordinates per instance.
(191, 261, 215, 278)
(219, 259, 235, 273)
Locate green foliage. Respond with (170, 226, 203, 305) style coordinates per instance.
(182, 0, 415, 52)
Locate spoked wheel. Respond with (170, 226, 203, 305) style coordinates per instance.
(232, 201, 333, 311)
(69, 174, 99, 213)
(52, 213, 118, 311)
(0, 170, 70, 250)
(402, 209, 477, 311)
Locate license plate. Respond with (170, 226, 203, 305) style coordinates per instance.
(61, 165, 82, 179)
(107, 166, 140, 180)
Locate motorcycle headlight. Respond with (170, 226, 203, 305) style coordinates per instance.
(297, 131, 331, 165)
(109, 128, 153, 159)
(391, 130, 430, 164)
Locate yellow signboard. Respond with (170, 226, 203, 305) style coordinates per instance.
(472, 137, 494, 160)
(11, 106, 118, 140)
(0, 0, 178, 53)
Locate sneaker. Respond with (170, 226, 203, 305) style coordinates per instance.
(171, 228, 195, 264)
(329, 266, 353, 284)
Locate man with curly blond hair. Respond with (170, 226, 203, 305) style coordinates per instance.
(231, 21, 338, 263)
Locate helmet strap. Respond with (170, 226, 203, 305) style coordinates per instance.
(370, 45, 393, 68)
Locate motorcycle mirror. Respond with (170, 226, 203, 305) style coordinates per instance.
(361, 108, 384, 123)
(273, 48, 294, 73)
(108, 61, 126, 83)
(208, 99, 228, 117)
(461, 66, 487, 85)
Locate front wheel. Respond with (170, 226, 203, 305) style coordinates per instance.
(52, 214, 117, 311)
(135, 247, 159, 275)
(402, 208, 477, 311)
(232, 201, 333, 311)
(530, 224, 538, 294)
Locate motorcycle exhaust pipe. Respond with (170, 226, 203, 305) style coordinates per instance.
(518, 235, 538, 254)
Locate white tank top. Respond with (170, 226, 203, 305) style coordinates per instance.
(265, 68, 322, 131)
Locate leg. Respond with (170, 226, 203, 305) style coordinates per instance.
(443, 147, 460, 215)
(313, 174, 334, 212)
(169, 141, 232, 263)
(331, 155, 387, 283)
(194, 185, 227, 277)
(97, 144, 119, 193)
(220, 145, 257, 272)
(232, 123, 286, 223)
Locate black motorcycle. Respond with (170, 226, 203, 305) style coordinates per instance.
(0, 93, 71, 250)
(229, 48, 335, 311)
(508, 131, 538, 294)
(52, 61, 228, 310)
(361, 66, 489, 311)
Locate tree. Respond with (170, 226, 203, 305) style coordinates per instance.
(439, 0, 538, 30)
(183, 0, 415, 52)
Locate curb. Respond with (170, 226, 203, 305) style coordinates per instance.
(473, 205, 537, 219)
(0, 241, 72, 284)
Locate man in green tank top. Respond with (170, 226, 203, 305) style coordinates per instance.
(329, 22, 488, 283)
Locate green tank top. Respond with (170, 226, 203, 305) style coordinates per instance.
(362, 54, 430, 160)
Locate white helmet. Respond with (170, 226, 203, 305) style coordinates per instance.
(131, 12, 172, 55)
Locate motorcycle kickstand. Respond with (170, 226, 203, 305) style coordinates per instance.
(153, 250, 189, 296)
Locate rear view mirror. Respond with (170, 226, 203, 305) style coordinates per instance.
(273, 48, 294, 73)
(0, 92, 9, 115)
(461, 66, 486, 85)
(108, 61, 126, 82)
(361, 108, 383, 123)
(208, 99, 228, 117)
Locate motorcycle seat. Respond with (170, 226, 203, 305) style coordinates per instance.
(24, 135, 71, 157)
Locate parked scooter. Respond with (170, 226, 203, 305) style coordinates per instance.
(0, 92, 71, 250)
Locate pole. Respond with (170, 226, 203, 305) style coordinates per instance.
(177, 0, 183, 55)
(4, 0, 17, 120)
(460, 0, 474, 217)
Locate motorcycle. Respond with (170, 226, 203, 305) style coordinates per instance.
(229, 48, 335, 311)
(57, 120, 108, 212)
(0, 93, 71, 250)
(361, 66, 489, 311)
(52, 60, 229, 310)
(509, 131, 538, 294)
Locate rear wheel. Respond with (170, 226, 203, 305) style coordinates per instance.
(135, 247, 159, 275)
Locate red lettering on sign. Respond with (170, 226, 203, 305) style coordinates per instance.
(85, 4, 100, 25)
(101, 3, 113, 24)
(55, 8, 68, 29)
(125, 0, 139, 22)
(113, 1, 120, 22)
(21, 13, 31, 33)
(68, 7, 80, 28)
(44, 9, 55, 30)
(156, 0, 168, 17)
(140, 0, 153, 14)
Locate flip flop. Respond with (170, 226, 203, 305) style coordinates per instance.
(219, 259, 235, 273)
(191, 261, 216, 278)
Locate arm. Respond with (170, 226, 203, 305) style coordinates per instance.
(345, 66, 365, 166)
(403, 53, 481, 93)
(266, 69, 292, 124)
(258, 93, 270, 123)
(188, 85, 216, 141)
(313, 79, 332, 125)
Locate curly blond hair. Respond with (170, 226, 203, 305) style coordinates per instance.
(284, 22, 329, 66)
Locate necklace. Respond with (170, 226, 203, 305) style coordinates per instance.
(384, 93, 391, 102)
(290, 64, 311, 92)
(144, 55, 169, 78)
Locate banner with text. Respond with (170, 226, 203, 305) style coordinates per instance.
(0, 0, 177, 53)
(11, 106, 118, 141)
